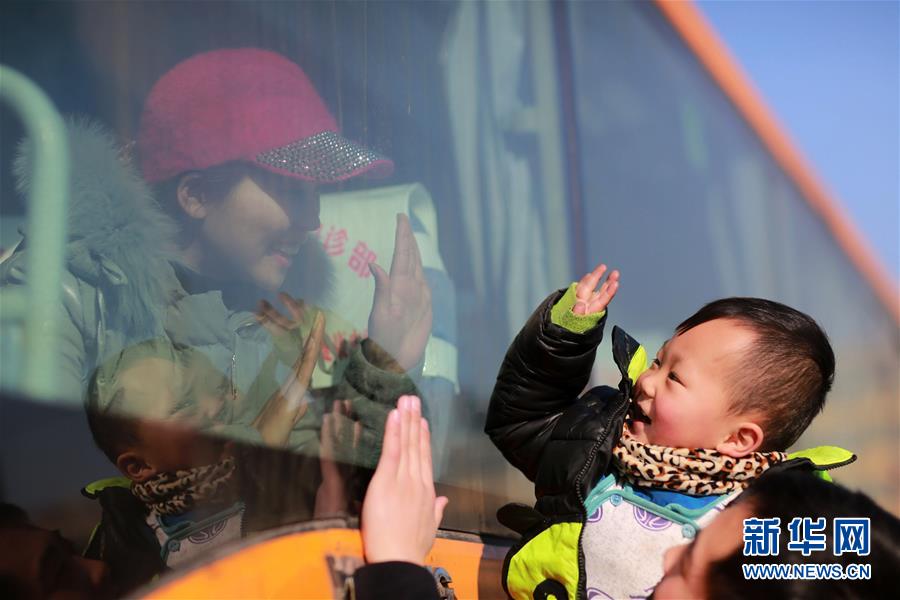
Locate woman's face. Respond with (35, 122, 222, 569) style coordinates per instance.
(199, 169, 320, 291)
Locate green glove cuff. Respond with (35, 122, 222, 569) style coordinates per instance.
(550, 282, 606, 334)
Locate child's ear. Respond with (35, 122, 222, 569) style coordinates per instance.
(176, 172, 208, 220)
(116, 451, 158, 483)
(716, 422, 764, 458)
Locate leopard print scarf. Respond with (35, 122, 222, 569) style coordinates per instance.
(611, 426, 787, 496)
(132, 457, 236, 516)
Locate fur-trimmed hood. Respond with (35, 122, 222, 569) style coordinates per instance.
(15, 118, 179, 336)
(12, 118, 333, 336)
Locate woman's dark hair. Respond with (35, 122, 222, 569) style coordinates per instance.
(676, 297, 835, 450)
(152, 160, 250, 225)
(704, 470, 900, 599)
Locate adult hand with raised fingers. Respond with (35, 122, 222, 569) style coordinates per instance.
(367, 214, 433, 372)
(252, 311, 325, 446)
(361, 394, 448, 566)
(573, 263, 620, 315)
(257, 292, 337, 367)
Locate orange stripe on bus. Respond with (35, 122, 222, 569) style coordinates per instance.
(655, 0, 899, 323)
(141, 528, 496, 599)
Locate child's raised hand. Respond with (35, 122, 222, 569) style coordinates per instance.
(573, 263, 620, 315)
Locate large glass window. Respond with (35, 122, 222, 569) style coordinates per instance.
(1, 1, 896, 594)
(567, 1, 898, 507)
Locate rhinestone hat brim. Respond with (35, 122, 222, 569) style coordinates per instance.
(255, 131, 392, 182)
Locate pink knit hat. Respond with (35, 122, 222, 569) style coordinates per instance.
(137, 48, 393, 183)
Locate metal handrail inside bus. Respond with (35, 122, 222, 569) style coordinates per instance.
(0, 65, 70, 400)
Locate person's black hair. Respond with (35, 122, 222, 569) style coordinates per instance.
(83, 338, 232, 466)
(704, 470, 900, 599)
(152, 160, 250, 226)
(676, 297, 835, 450)
(0, 503, 30, 529)
(84, 379, 141, 466)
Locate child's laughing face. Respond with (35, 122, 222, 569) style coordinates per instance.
(628, 318, 760, 452)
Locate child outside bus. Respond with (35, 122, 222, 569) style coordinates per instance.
(486, 263, 854, 599)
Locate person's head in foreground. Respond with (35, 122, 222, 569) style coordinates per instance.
(653, 470, 900, 599)
(626, 295, 834, 456)
(0, 503, 113, 600)
(138, 47, 393, 292)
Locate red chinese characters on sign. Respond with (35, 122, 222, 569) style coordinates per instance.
(348, 241, 377, 278)
(322, 226, 348, 257)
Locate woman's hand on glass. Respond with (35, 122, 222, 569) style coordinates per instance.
(367, 214, 433, 372)
(252, 311, 325, 446)
(257, 292, 317, 365)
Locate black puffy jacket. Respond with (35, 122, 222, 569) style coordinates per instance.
(485, 289, 642, 520)
(485, 290, 857, 600)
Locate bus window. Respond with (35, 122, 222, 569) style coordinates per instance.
(565, 0, 898, 510)
(0, 1, 896, 596)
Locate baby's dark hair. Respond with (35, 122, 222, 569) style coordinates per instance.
(704, 470, 900, 599)
(85, 376, 140, 465)
(84, 338, 195, 466)
(676, 298, 834, 451)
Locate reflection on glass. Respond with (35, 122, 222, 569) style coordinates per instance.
(0, 1, 895, 595)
